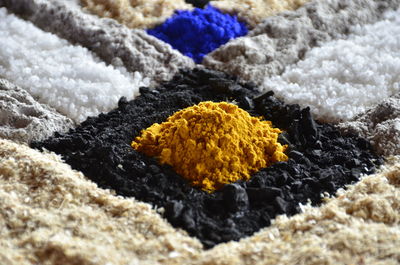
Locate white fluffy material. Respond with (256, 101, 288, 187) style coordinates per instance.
(262, 9, 400, 122)
(0, 8, 149, 123)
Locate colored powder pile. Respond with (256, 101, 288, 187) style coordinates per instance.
(132, 101, 288, 192)
(210, 0, 310, 28)
(147, 5, 248, 63)
(262, 9, 400, 122)
(203, 0, 400, 85)
(0, 79, 74, 144)
(0, 7, 149, 123)
(80, 0, 192, 29)
(33, 68, 382, 248)
(1, 0, 195, 85)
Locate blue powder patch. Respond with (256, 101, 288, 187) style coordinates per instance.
(147, 5, 248, 63)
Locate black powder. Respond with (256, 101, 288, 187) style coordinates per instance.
(32, 68, 383, 248)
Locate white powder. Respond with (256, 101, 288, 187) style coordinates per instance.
(0, 7, 149, 123)
(261, 9, 400, 122)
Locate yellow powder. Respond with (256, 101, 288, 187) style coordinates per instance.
(80, 0, 192, 29)
(131, 101, 288, 192)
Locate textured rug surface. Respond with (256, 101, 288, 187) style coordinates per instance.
(0, 0, 400, 264)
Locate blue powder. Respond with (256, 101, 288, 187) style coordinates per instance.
(147, 5, 248, 63)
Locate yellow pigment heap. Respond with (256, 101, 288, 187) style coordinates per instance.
(131, 101, 288, 192)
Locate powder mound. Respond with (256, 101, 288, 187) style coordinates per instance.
(80, 0, 192, 29)
(0, 79, 74, 144)
(210, 0, 310, 28)
(33, 68, 382, 248)
(0, 0, 195, 85)
(132, 101, 288, 191)
(262, 9, 400, 122)
(0, 7, 149, 123)
(147, 5, 248, 63)
(203, 0, 400, 85)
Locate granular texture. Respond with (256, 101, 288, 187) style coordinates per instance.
(33, 68, 382, 248)
(132, 101, 288, 191)
(81, 0, 192, 29)
(210, 0, 310, 28)
(147, 5, 248, 63)
(0, 139, 202, 265)
(0, 7, 149, 123)
(338, 94, 400, 157)
(203, 0, 400, 85)
(0, 0, 195, 85)
(3, 136, 400, 265)
(0, 79, 74, 144)
(194, 157, 400, 265)
(262, 9, 400, 122)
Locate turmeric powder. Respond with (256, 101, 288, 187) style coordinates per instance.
(131, 101, 288, 192)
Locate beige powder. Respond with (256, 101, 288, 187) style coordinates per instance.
(0, 139, 202, 265)
(80, 0, 192, 29)
(210, 0, 309, 28)
(1, 139, 400, 264)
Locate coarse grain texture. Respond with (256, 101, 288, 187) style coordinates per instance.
(0, 0, 195, 85)
(81, 0, 192, 29)
(0, 139, 202, 265)
(203, 0, 400, 84)
(1, 137, 399, 265)
(261, 9, 400, 122)
(0, 7, 149, 123)
(33, 68, 382, 248)
(0, 79, 74, 144)
(338, 94, 400, 157)
(132, 101, 288, 191)
(210, 0, 310, 28)
(147, 5, 248, 63)
(192, 157, 400, 265)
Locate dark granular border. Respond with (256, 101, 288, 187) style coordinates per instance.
(32, 68, 383, 249)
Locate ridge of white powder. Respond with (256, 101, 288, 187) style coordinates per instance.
(203, 0, 400, 85)
(261, 9, 400, 122)
(0, 0, 195, 86)
(0, 7, 149, 123)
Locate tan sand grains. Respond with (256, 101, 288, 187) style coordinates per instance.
(0, 139, 201, 265)
(80, 0, 192, 29)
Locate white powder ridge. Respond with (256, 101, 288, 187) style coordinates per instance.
(0, 0, 195, 85)
(0, 7, 149, 123)
(203, 0, 400, 85)
(261, 9, 400, 122)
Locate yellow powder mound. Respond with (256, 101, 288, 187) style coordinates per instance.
(210, 0, 310, 28)
(80, 0, 192, 29)
(0, 139, 202, 265)
(132, 101, 288, 192)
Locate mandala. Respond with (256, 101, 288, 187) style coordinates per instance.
(1, 0, 400, 264)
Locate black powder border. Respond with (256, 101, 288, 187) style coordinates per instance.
(32, 68, 383, 249)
